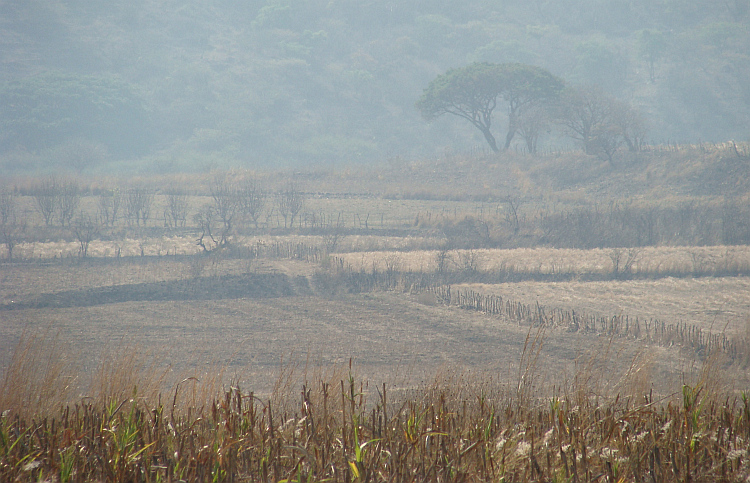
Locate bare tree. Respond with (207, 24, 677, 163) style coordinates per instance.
(237, 178, 267, 229)
(194, 205, 219, 252)
(590, 124, 624, 164)
(0, 189, 16, 226)
(557, 85, 617, 155)
(504, 196, 522, 235)
(323, 214, 346, 253)
(32, 176, 57, 226)
(56, 178, 81, 227)
(1, 222, 25, 261)
(166, 189, 189, 228)
(73, 212, 100, 257)
(276, 183, 305, 228)
(209, 174, 238, 244)
(455, 249, 480, 274)
(139, 191, 153, 226)
(613, 102, 647, 153)
(97, 189, 122, 226)
(516, 104, 551, 154)
(559, 86, 646, 163)
(0, 194, 23, 260)
(126, 189, 154, 226)
(435, 245, 452, 275)
(609, 247, 641, 279)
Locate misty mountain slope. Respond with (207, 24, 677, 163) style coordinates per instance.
(1, 0, 748, 172)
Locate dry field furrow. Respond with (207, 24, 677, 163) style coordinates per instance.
(0, 291, 699, 398)
(0, 258, 315, 302)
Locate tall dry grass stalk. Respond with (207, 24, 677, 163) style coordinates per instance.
(88, 342, 170, 408)
(3, 331, 750, 481)
(0, 330, 76, 420)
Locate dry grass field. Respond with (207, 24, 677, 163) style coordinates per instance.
(459, 277, 750, 335)
(2, 158, 750, 400)
(335, 245, 750, 276)
(331, 246, 750, 334)
(1, 254, 745, 401)
(2, 148, 750, 481)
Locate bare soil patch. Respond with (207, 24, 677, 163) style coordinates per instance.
(0, 287, 697, 398)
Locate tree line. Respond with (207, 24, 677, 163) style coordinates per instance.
(0, 174, 309, 259)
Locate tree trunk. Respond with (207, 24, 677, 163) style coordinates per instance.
(525, 135, 537, 154)
(480, 127, 499, 153)
(504, 111, 520, 150)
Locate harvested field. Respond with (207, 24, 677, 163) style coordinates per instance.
(0, 291, 696, 399)
(0, 256, 718, 400)
(457, 277, 750, 335)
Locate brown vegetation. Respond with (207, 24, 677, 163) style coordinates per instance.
(1, 331, 748, 482)
(1, 145, 750, 481)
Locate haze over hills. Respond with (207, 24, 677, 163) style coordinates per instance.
(1, 0, 748, 173)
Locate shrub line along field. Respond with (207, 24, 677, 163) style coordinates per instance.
(333, 245, 750, 277)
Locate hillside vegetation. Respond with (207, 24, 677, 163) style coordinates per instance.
(1, 0, 749, 172)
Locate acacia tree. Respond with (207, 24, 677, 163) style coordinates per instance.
(416, 62, 564, 152)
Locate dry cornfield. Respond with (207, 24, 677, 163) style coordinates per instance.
(2, 344, 750, 482)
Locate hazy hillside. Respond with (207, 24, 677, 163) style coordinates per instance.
(1, 0, 748, 172)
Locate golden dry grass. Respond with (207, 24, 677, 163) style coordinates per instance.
(458, 277, 750, 335)
(335, 245, 750, 275)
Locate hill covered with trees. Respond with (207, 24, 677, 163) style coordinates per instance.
(1, 0, 748, 173)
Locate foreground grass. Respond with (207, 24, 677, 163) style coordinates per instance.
(2, 336, 750, 482)
(2, 375, 750, 482)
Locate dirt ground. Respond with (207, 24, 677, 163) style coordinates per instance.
(1, 257, 740, 401)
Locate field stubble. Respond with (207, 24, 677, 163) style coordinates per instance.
(1, 256, 742, 404)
